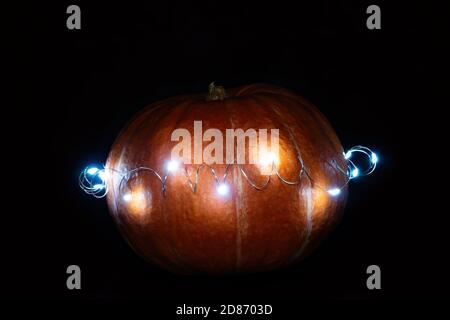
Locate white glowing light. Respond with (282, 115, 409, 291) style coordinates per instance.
(217, 183, 229, 196)
(87, 167, 99, 175)
(123, 193, 132, 202)
(98, 170, 108, 181)
(167, 160, 179, 173)
(80, 165, 108, 198)
(344, 146, 378, 179)
(327, 188, 341, 196)
(371, 152, 378, 164)
(260, 152, 277, 165)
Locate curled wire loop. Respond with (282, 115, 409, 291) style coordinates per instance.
(80, 146, 377, 198)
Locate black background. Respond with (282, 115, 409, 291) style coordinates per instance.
(9, 0, 448, 310)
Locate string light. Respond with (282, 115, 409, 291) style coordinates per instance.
(79, 166, 108, 198)
(345, 146, 378, 179)
(79, 146, 378, 200)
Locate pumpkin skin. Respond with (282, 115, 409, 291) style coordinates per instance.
(106, 84, 348, 274)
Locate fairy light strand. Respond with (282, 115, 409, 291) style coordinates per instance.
(79, 166, 109, 198)
(345, 145, 378, 179)
(79, 145, 378, 199)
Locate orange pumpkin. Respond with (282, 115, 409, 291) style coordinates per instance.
(106, 84, 348, 274)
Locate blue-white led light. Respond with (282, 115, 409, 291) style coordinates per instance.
(79, 165, 109, 198)
(87, 167, 99, 175)
(327, 188, 341, 196)
(344, 146, 378, 181)
(371, 152, 378, 164)
(323, 146, 379, 197)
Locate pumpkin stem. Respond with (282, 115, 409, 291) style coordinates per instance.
(206, 82, 227, 101)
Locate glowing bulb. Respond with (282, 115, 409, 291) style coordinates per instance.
(258, 152, 278, 175)
(351, 168, 359, 178)
(327, 188, 341, 196)
(93, 184, 104, 190)
(167, 160, 179, 173)
(260, 152, 277, 165)
(344, 151, 352, 159)
(98, 170, 108, 181)
(217, 183, 229, 196)
(87, 167, 99, 175)
(123, 193, 132, 202)
(371, 152, 378, 164)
